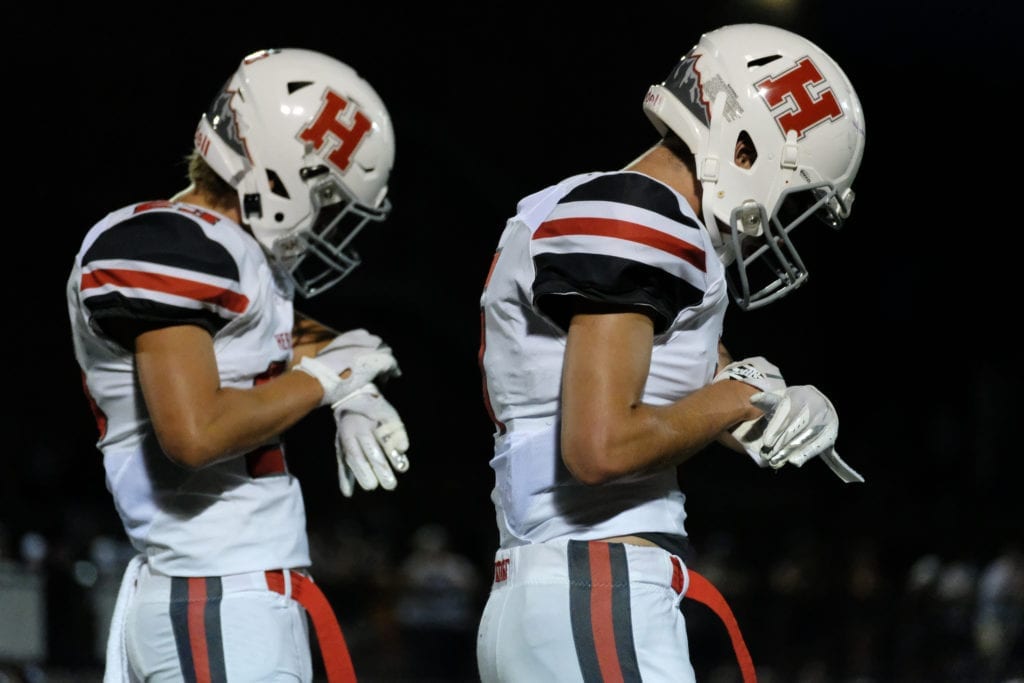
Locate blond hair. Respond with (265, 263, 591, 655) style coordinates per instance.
(185, 150, 236, 205)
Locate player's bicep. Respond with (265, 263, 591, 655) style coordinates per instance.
(135, 324, 220, 459)
(561, 311, 654, 477)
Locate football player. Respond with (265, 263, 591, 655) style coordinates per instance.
(476, 23, 866, 683)
(68, 48, 408, 682)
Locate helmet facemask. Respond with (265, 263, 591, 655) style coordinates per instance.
(282, 170, 392, 297)
(724, 180, 849, 309)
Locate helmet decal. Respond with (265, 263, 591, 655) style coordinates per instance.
(663, 54, 710, 126)
(663, 52, 744, 128)
(299, 90, 372, 173)
(755, 56, 843, 140)
(201, 84, 246, 160)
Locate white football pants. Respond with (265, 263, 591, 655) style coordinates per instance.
(476, 539, 697, 683)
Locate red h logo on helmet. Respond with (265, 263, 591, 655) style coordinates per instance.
(756, 57, 843, 139)
(300, 90, 372, 172)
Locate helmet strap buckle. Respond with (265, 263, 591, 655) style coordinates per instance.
(781, 130, 799, 170)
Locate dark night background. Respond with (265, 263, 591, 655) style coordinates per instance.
(4, 2, 1020, 681)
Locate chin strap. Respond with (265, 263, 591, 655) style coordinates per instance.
(698, 92, 735, 266)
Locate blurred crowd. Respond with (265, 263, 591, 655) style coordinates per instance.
(1, 518, 1022, 683)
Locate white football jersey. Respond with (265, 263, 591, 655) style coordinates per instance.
(479, 171, 729, 549)
(67, 200, 310, 576)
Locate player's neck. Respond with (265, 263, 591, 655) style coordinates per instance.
(170, 185, 243, 225)
(624, 145, 701, 216)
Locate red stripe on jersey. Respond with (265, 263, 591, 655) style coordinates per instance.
(671, 555, 684, 594)
(588, 542, 625, 683)
(535, 216, 706, 272)
(134, 200, 222, 225)
(81, 268, 249, 313)
(187, 578, 213, 683)
(246, 445, 286, 477)
(80, 371, 107, 441)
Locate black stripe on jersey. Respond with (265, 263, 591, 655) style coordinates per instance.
(560, 173, 700, 229)
(86, 291, 228, 347)
(82, 211, 241, 281)
(82, 211, 242, 346)
(533, 251, 703, 334)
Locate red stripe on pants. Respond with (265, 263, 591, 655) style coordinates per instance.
(588, 542, 625, 683)
(187, 578, 212, 683)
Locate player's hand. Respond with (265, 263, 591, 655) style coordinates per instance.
(715, 356, 786, 468)
(753, 385, 836, 467)
(333, 383, 410, 496)
(742, 385, 864, 483)
(294, 329, 400, 406)
(713, 356, 785, 394)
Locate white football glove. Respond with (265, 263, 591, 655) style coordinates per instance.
(715, 358, 863, 483)
(713, 356, 786, 467)
(294, 329, 400, 406)
(333, 383, 410, 497)
(736, 386, 864, 483)
(713, 356, 786, 394)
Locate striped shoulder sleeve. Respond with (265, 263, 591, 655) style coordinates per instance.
(78, 207, 250, 346)
(530, 173, 708, 333)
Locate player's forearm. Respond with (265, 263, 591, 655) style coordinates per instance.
(562, 379, 759, 484)
(154, 370, 323, 469)
(660, 379, 762, 461)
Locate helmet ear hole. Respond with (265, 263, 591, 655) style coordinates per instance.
(734, 130, 757, 169)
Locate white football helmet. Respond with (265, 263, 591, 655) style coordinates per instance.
(643, 24, 865, 310)
(195, 48, 395, 298)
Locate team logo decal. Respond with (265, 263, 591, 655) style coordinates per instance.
(756, 56, 843, 139)
(299, 90, 372, 173)
(662, 52, 744, 126)
(493, 557, 510, 582)
(197, 85, 246, 160)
